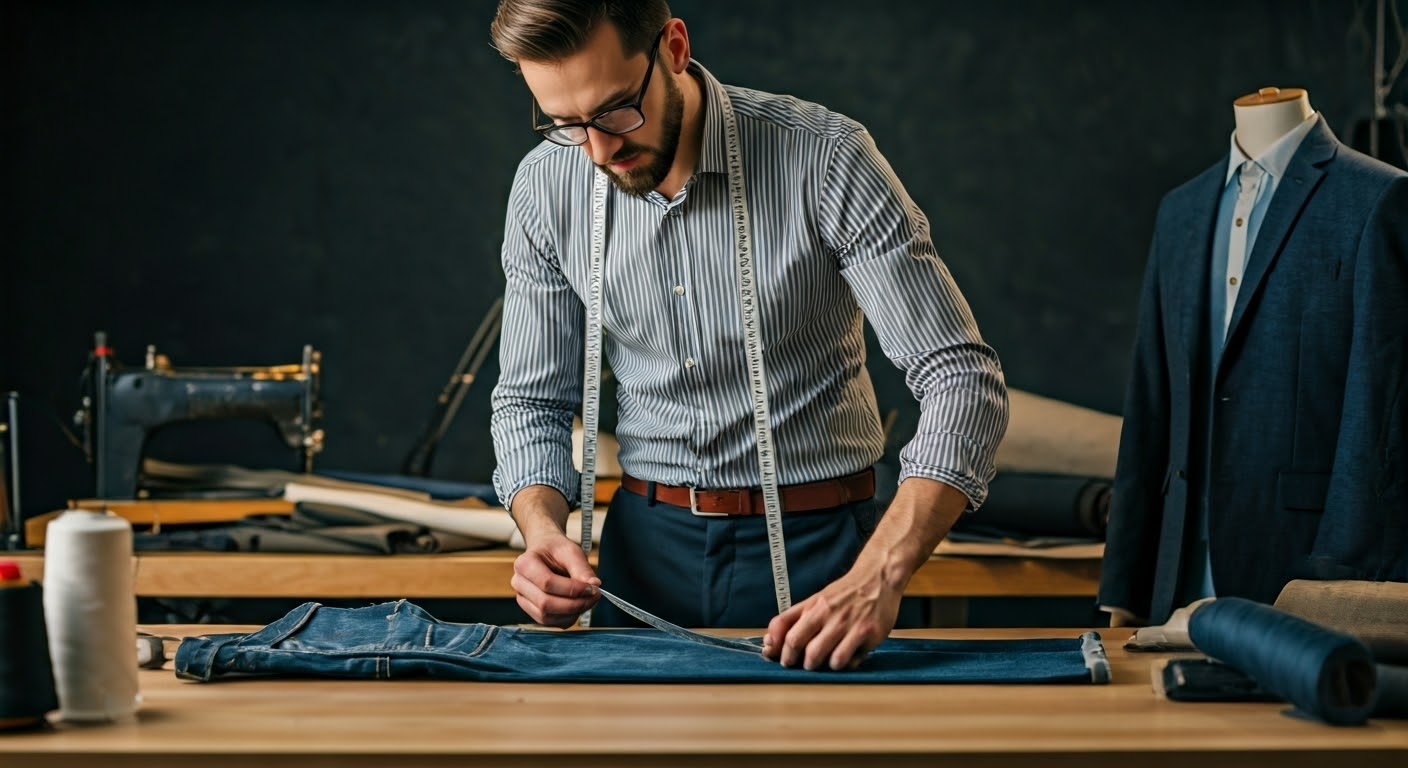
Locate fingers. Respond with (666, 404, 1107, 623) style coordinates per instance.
(512, 545, 601, 626)
(762, 605, 801, 660)
(831, 626, 876, 671)
(548, 538, 602, 587)
(778, 597, 831, 669)
(764, 595, 884, 671)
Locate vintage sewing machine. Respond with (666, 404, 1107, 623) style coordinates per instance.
(77, 332, 324, 499)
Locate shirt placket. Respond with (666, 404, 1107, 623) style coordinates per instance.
(1224, 161, 1263, 331)
(659, 188, 709, 481)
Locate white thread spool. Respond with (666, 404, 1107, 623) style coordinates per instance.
(42, 509, 140, 722)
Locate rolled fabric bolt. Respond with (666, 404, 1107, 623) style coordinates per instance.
(1188, 597, 1376, 726)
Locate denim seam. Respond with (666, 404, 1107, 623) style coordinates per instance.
(258, 603, 322, 647)
(468, 626, 499, 657)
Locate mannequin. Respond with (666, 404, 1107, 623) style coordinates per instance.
(1100, 85, 1408, 626)
(1233, 86, 1314, 159)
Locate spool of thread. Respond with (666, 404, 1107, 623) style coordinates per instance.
(42, 509, 140, 722)
(1188, 597, 1377, 726)
(0, 560, 59, 730)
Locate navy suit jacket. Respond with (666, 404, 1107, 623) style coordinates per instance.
(1099, 121, 1408, 624)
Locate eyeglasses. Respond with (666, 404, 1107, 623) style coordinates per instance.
(532, 27, 667, 147)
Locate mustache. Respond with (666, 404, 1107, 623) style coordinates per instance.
(608, 144, 650, 164)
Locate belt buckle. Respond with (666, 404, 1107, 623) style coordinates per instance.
(689, 486, 728, 517)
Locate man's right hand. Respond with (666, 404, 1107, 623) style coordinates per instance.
(507, 485, 600, 627)
(511, 532, 601, 627)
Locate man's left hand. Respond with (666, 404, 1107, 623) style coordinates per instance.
(761, 567, 902, 671)
(760, 476, 972, 671)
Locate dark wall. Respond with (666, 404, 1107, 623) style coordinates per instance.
(3, 0, 1402, 516)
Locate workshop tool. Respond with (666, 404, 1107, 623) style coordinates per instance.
(578, 85, 792, 623)
(402, 297, 503, 477)
(77, 332, 324, 499)
(1, 392, 21, 549)
(596, 588, 764, 654)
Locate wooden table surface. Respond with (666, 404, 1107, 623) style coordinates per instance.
(7, 548, 1101, 598)
(2, 626, 1404, 768)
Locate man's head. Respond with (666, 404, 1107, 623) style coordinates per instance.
(491, 1, 685, 196)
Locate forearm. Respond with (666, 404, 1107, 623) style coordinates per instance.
(852, 476, 968, 591)
(508, 484, 573, 543)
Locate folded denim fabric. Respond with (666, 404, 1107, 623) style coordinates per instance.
(176, 600, 1110, 685)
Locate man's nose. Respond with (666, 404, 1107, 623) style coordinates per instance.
(582, 127, 624, 166)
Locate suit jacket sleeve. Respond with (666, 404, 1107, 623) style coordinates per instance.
(1099, 220, 1174, 621)
(1310, 176, 1408, 580)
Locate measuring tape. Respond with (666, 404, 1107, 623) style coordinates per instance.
(578, 81, 793, 616)
(597, 588, 764, 654)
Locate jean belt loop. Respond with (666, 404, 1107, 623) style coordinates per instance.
(645, 480, 657, 507)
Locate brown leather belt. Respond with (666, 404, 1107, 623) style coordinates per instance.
(619, 468, 875, 516)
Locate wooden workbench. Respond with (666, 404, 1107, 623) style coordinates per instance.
(7, 548, 1099, 598)
(1, 626, 1404, 767)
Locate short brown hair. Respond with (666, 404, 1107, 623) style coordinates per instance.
(490, 0, 671, 64)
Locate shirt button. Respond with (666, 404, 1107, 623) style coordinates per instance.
(674, 285, 685, 296)
(1229, 277, 1239, 285)
(684, 357, 696, 369)
(1235, 217, 1244, 227)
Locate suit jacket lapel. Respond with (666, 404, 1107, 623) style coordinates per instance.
(1221, 121, 1338, 356)
(1146, 161, 1222, 624)
(1170, 162, 1225, 374)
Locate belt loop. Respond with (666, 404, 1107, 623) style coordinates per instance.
(645, 481, 657, 507)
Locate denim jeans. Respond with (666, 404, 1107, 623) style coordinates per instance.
(176, 600, 1108, 684)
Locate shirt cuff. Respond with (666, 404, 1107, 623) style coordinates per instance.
(494, 466, 582, 514)
(898, 432, 996, 509)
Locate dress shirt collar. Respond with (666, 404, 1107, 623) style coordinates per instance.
(691, 60, 730, 175)
(1224, 112, 1321, 185)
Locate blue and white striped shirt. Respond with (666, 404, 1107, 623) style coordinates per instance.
(491, 61, 1008, 511)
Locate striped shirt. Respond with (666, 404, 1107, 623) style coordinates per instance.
(491, 61, 1008, 511)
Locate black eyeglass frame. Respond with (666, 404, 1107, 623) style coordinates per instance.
(531, 27, 668, 147)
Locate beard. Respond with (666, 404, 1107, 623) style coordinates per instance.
(598, 66, 684, 197)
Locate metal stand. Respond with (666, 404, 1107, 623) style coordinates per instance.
(402, 297, 504, 477)
(2, 391, 23, 550)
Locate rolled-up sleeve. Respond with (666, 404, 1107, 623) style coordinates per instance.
(490, 166, 584, 511)
(820, 129, 1009, 508)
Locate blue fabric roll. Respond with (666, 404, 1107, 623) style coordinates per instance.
(1188, 597, 1377, 725)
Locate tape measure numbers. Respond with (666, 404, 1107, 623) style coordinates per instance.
(597, 588, 764, 654)
(578, 82, 794, 615)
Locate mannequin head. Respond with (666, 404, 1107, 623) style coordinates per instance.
(1233, 87, 1314, 159)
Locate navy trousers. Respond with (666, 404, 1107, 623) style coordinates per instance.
(174, 600, 1106, 684)
(590, 484, 880, 628)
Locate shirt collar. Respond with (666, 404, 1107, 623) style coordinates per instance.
(691, 60, 729, 175)
(1224, 112, 1321, 185)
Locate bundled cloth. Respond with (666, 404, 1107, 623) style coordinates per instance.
(950, 471, 1111, 543)
(1129, 580, 1408, 724)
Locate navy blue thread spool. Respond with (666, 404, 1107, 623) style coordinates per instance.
(0, 560, 59, 730)
(1188, 597, 1377, 726)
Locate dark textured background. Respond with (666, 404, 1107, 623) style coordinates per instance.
(2, 0, 1403, 519)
